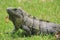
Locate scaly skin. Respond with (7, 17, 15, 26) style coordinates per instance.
(7, 7, 60, 37)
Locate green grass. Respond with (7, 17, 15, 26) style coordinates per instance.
(0, 0, 60, 40)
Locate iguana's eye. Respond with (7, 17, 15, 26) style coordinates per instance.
(14, 8, 17, 11)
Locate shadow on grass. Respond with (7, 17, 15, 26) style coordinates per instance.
(5, 30, 56, 39)
(9, 31, 31, 38)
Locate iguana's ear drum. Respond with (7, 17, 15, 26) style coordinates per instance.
(21, 13, 23, 15)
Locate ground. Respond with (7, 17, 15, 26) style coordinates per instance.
(0, 0, 60, 40)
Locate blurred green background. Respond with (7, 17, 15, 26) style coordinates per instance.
(0, 0, 60, 40)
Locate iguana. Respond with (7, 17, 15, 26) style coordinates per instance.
(7, 7, 60, 38)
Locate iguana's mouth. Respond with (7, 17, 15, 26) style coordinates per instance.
(7, 8, 18, 16)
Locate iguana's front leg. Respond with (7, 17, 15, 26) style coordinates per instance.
(22, 25, 31, 36)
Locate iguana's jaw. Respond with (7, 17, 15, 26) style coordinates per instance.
(7, 8, 15, 21)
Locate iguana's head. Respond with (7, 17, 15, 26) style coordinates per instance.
(7, 7, 24, 21)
